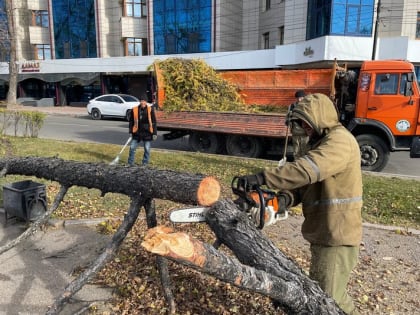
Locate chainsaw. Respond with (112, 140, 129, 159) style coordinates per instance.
(169, 176, 288, 229)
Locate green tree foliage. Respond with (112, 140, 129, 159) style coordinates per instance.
(152, 58, 247, 112)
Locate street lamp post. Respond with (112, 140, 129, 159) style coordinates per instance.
(371, 0, 381, 60)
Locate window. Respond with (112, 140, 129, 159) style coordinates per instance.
(165, 34, 177, 54)
(307, 0, 373, 40)
(415, 66, 420, 85)
(36, 44, 51, 60)
(33, 10, 49, 27)
(374, 74, 399, 95)
(279, 26, 284, 45)
(416, 12, 420, 39)
(80, 40, 88, 58)
(52, 0, 97, 59)
(187, 33, 200, 53)
(399, 74, 408, 95)
(263, 32, 270, 49)
(125, 38, 148, 56)
(63, 42, 70, 59)
(125, 0, 147, 17)
(265, 0, 271, 11)
(153, 0, 211, 55)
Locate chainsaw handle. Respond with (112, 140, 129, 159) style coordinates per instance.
(232, 176, 266, 229)
(231, 176, 253, 198)
(255, 186, 266, 229)
(231, 176, 245, 194)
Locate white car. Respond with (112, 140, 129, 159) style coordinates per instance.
(87, 94, 140, 120)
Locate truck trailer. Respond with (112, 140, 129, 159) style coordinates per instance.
(154, 59, 420, 172)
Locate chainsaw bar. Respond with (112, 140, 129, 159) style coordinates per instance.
(169, 207, 208, 223)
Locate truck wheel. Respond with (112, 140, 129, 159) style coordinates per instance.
(226, 135, 262, 158)
(188, 132, 220, 154)
(356, 134, 389, 172)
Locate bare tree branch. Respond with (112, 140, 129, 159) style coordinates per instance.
(46, 194, 146, 315)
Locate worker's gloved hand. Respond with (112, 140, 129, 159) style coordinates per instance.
(276, 191, 293, 212)
(237, 173, 265, 191)
(234, 196, 252, 212)
(152, 135, 158, 141)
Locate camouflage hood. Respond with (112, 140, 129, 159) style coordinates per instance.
(290, 93, 340, 137)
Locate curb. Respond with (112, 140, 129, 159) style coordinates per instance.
(363, 170, 420, 181)
(10, 105, 87, 118)
(362, 222, 420, 236)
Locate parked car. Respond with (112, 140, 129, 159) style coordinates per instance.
(87, 94, 140, 120)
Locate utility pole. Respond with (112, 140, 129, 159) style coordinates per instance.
(371, 0, 381, 60)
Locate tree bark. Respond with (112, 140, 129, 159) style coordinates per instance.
(5, 0, 18, 107)
(0, 156, 220, 205)
(0, 157, 220, 314)
(143, 199, 176, 314)
(143, 200, 346, 314)
(1, 157, 344, 314)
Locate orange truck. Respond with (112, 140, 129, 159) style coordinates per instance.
(154, 59, 420, 172)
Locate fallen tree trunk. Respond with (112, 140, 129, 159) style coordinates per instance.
(0, 156, 220, 205)
(0, 156, 221, 314)
(1, 157, 343, 314)
(143, 200, 345, 314)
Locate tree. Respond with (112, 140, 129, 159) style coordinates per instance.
(5, 0, 17, 107)
(0, 156, 345, 314)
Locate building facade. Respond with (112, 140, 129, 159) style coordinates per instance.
(0, 0, 419, 104)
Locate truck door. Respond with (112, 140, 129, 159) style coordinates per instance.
(368, 72, 419, 136)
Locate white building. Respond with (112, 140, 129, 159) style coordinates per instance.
(0, 0, 419, 104)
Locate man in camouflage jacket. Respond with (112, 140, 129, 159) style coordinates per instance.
(239, 93, 362, 315)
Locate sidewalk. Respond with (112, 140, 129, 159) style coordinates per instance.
(0, 209, 113, 315)
(10, 104, 87, 117)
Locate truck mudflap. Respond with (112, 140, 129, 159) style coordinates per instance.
(410, 136, 420, 158)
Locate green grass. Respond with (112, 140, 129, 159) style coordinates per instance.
(1, 136, 419, 230)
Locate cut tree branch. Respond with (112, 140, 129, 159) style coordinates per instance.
(1, 157, 344, 314)
(0, 156, 220, 205)
(0, 156, 221, 314)
(46, 194, 146, 315)
(143, 223, 345, 315)
(142, 199, 346, 314)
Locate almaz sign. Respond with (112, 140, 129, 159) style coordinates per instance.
(21, 62, 40, 72)
(303, 46, 314, 57)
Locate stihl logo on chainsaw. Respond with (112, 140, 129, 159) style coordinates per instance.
(169, 207, 208, 223)
(189, 212, 205, 219)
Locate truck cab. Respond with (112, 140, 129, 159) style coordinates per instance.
(338, 60, 420, 171)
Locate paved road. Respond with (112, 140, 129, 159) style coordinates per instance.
(5, 111, 420, 178)
(39, 115, 191, 151)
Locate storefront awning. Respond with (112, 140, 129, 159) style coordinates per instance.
(0, 73, 100, 85)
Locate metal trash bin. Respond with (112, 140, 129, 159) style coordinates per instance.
(3, 180, 47, 223)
